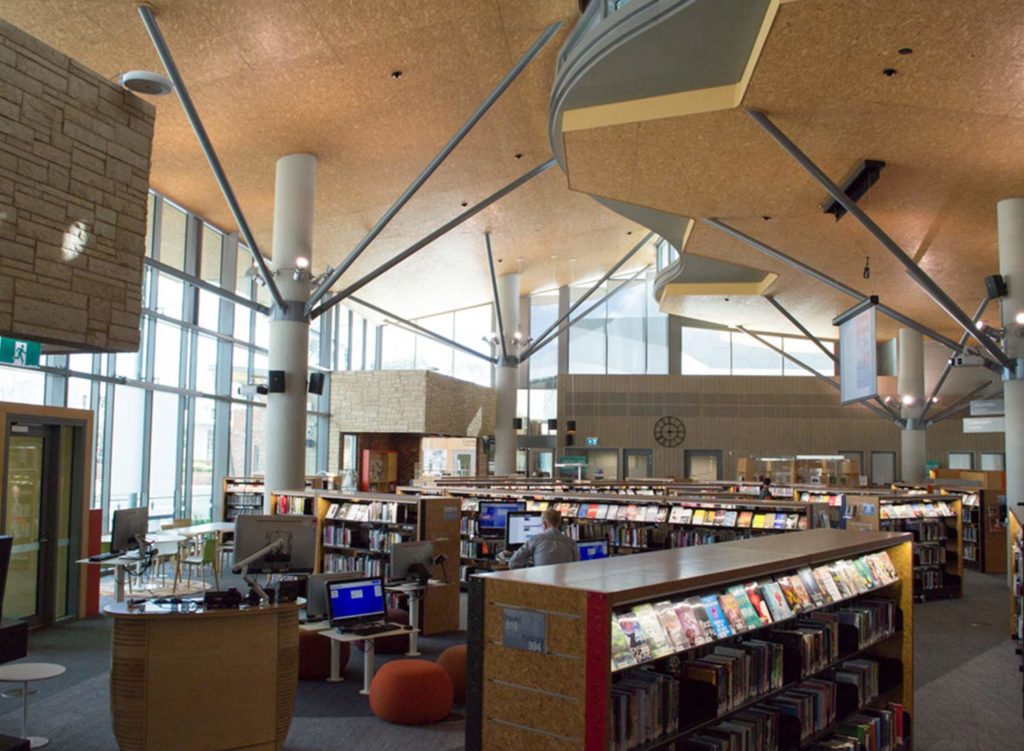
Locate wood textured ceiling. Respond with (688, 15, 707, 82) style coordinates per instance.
(3, 0, 647, 318)
(562, 0, 1024, 341)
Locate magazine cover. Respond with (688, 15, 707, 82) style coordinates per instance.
(655, 600, 689, 652)
(700, 594, 734, 640)
(617, 610, 653, 664)
(729, 584, 769, 629)
(610, 617, 637, 671)
(633, 603, 674, 658)
(743, 581, 774, 625)
(717, 592, 749, 634)
(674, 600, 707, 648)
(761, 581, 794, 621)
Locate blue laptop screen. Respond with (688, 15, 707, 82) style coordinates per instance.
(579, 540, 609, 561)
(328, 579, 385, 624)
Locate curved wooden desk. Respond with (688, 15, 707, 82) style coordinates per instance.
(105, 601, 299, 751)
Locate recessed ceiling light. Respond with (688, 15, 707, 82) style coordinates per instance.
(898, 47, 913, 55)
(762, 216, 771, 221)
(460, 201, 468, 207)
(390, 70, 403, 79)
(119, 70, 173, 96)
(883, 68, 898, 77)
(627, 230, 633, 235)
(514, 153, 523, 160)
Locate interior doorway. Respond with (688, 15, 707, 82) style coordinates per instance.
(684, 450, 724, 481)
(870, 451, 896, 486)
(623, 449, 653, 479)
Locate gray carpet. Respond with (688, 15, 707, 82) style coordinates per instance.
(0, 571, 1019, 749)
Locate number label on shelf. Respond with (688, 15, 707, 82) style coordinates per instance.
(502, 607, 546, 653)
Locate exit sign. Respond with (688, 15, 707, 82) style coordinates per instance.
(0, 338, 40, 367)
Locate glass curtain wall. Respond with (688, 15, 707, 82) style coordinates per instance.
(681, 325, 836, 376)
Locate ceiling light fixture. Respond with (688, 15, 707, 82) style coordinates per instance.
(1016, 312, 1024, 325)
(295, 256, 309, 270)
(119, 70, 174, 96)
(901, 395, 916, 406)
(898, 47, 913, 55)
(883, 68, 898, 77)
(390, 70, 403, 79)
(514, 153, 523, 160)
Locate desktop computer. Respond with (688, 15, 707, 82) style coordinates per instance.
(233, 515, 317, 574)
(505, 512, 543, 549)
(477, 501, 525, 538)
(327, 577, 407, 636)
(578, 539, 609, 561)
(305, 572, 364, 621)
(390, 540, 434, 585)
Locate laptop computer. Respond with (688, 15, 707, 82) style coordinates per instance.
(327, 577, 408, 636)
(303, 572, 364, 622)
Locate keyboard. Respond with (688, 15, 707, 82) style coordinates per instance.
(89, 552, 119, 562)
(344, 622, 405, 637)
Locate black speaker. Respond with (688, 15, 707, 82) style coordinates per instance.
(566, 420, 577, 433)
(308, 372, 325, 395)
(268, 370, 285, 393)
(985, 274, 1007, 300)
(565, 433, 574, 447)
(547, 419, 558, 431)
(513, 417, 523, 430)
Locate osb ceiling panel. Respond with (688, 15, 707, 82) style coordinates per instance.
(564, 0, 1024, 339)
(3, 0, 646, 318)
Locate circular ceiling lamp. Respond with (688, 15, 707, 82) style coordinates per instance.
(119, 70, 174, 96)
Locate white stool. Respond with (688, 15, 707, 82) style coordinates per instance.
(0, 662, 65, 748)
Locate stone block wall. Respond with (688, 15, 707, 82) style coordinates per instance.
(0, 20, 153, 351)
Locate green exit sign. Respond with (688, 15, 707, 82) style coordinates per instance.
(0, 338, 41, 367)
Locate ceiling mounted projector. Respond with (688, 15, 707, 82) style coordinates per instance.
(119, 70, 174, 96)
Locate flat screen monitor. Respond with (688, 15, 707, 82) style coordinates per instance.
(327, 577, 386, 627)
(578, 540, 609, 561)
(234, 515, 316, 574)
(305, 572, 364, 621)
(505, 511, 543, 549)
(110, 507, 149, 554)
(477, 501, 525, 537)
(390, 540, 434, 582)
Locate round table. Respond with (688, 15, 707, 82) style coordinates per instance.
(0, 663, 65, 749)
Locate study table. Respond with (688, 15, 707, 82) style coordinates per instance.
(77, 533, 185, 602)
(105, 599, 299, 751)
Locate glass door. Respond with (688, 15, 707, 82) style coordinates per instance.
(3, 429, 51, 625)
(684, 450, 723, 481)
(623, 449, 653, 479)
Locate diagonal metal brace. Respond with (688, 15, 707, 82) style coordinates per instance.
(485, 232, 508, 363)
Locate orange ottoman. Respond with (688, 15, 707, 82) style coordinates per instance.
(299, 628, 348, 681)
(437, 644, 467, 704)
(369, 659, 454, 725)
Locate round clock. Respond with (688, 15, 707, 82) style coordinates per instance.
(653, 416, 686, 448)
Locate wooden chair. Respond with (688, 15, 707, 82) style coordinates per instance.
(173, 537, 219, 593)
(155, 519, 192, 583)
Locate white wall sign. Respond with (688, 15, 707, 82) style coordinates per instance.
(963, 416, 1005, 433)
(839, 306, 878, 405)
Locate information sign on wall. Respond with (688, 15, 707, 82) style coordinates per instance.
(839, 306, 878, 405)
(0, 338, 40, 367)
(502, 607, 546, 653)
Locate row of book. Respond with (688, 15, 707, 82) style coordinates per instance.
(610, 552, 899, 670)
(325, 501, 412, 523)
(807, 703, 904, 751)
(322, 526, 407, 552)
(323, 552, 387, 576)
(914, 546, 946, 565)
(880, 501, 955, 519)
(275, 494, 314, 516)
(914, 568, 948, 592)
(669, 530, 758, 549)
(460, 539, 504, 560)
(799, 492, 845, 507)
(889, 519, 948, 543)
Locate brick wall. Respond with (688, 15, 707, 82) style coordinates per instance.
(0, 20, 153, 351)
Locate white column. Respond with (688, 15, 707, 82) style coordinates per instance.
(998, 198, 1024, 510)
(493, 273, 520, 476)
(897, 327, 926, 483)
(265, 153, 316, 509)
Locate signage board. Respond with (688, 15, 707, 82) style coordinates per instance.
(963, 416, 1005, 433)
(502, 607, 546, 653)
(969, 399, 1004, 416)
(839, 307, 878, 405)
(0, 337, 40, 367)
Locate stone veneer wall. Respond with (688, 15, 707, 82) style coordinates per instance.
(328, 370, 496, 472)
(0, 19, 153, 351)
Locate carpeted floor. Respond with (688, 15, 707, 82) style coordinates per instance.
(0, 571, 1019, 749)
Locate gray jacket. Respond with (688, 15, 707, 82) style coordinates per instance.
(507, 528, 580, 569)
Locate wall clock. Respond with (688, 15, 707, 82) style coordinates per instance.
(653, 416, 686, 448)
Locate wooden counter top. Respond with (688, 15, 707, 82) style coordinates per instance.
(476, 528, 910, 604)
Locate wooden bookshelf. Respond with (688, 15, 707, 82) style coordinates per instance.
(271, 489, 319, 516)
(316, 491, 460, 635)
(1010, 505, 1023, 665)
(467, 528, 913, 751)
(221, 475, 342, 521)
(846, 494, 963, 602)
(429, 486, 829, 585)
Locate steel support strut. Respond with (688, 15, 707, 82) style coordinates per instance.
(349, 297, 496, 364)
(524, 264, 651, 360)
(485, 233, 509, 362)
(919, 297, 990, 422)
(308, 160, 555, 320)
(746, 108, 1011, 369)
(765, 296, 837, 363)
(306, 23, 562, 313)
(704, 219, 963, 352)
(737, 327, 898, 423)
(926, 380, 995, 426)
(521, 231, 654, 360)
(138, 4, 285, 310)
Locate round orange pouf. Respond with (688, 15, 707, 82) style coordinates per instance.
(298, 628, 348, 681)
(369, 659, 454, 725)
(436, 644, 467, 704)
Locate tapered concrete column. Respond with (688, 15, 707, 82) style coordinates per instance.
(998, 198, 1024, 510)
(265, 153, 316, 509)
(897, 328, 926, 483)
(493, 273, 520, 476)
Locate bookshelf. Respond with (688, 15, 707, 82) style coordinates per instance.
(467, 528, 913, 751)
(438, 487, 828, 584)
(846, 494, 963, 602)
(271, 489, 319, 516)
(221, 476, 266, 521)
(315, 491, 460, 635)
(930, 470, 1006, 573)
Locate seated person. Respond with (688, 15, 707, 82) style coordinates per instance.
(506, 508, 580, 569)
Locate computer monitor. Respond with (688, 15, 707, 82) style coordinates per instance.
(390, 540, 434, 584)
(234, 515, 316, 574)
(327, 577, 386, 628)
(110, 507, 149, 554)
(305, 572, 364, 621)
(477, 501, 526, 538)
(505, 511, 543, 549)
(578, 540, 609, 561)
